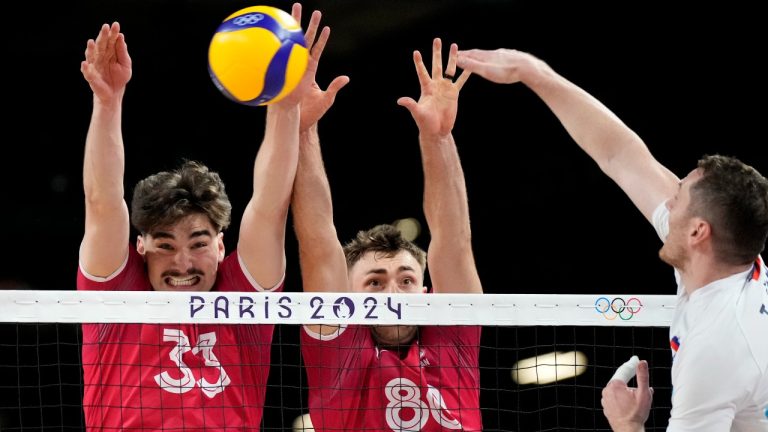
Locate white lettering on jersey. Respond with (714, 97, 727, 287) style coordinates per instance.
(154, 329, 230, 398)
(384, 377, 464, 431)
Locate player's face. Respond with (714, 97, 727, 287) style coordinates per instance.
(659, 168, 702, 270)
(137, 213, 225, 292)
(348, 250, 425, 295)
(348, 250, 426, 346)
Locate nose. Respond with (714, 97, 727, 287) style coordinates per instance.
(384, 281, 400, 294)
(172, 249, 193, 270)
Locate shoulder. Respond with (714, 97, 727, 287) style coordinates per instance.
(215, 251, 284, 292)
(78, 245, 148, 291)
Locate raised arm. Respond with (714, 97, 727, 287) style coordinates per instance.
(290, 11, 350, 296)
(237, 3, 323, 289)
(397, 38, 481, 294)
(79, 22, 132, 278)
(288, 9, 349, 336)
(457, 48, 679, 221)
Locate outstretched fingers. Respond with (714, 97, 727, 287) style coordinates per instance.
(326, 75, 350, 96)
(430, 37, 443, 80)
(310, 26, 330, 60)
(290, 2, 302, 28)
(447, 43, 471, 90)
(303, 9, 322, 52)
(444, 42, 457, 78)
(411, 50, 431, 92)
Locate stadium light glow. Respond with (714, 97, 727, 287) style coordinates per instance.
(293, 413, 314, 431)
(511, 351, 588, 385)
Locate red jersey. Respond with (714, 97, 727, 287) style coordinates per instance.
(301, 324, 482, 431)
(78, 247, 281, 431)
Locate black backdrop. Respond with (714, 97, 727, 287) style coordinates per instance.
(2, 0, 766, 295)
(0, 1, 765, 429)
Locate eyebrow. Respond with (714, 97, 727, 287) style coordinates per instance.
(151, 229, 213, 240)
(365, 265, 417, 275)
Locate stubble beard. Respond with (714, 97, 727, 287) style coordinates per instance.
(371, 325, 418, 349)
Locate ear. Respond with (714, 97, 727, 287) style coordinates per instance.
(136, 235, 148, 261)
(217, 232, 226, 262)
(689, 218, 711, 246)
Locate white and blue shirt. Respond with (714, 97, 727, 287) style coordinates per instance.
(652, 202, 768, 431)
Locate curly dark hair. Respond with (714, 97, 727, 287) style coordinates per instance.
(343, 224, 427, 272)
(690, 154, 768, 265)
(130, 160, 232, 235)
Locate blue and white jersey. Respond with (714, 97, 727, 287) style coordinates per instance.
(653, 202, 768, 431)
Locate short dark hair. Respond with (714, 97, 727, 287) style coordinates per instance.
(343, 224, 427, 273)
(690, 154, 768, 265)
(131, 160, 232, 235)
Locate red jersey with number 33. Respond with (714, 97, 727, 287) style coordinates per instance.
(77, 247, 280, 431)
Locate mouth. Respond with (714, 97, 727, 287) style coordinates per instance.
(164, 275, 201, 288)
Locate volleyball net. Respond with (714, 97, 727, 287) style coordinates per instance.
(0, 290, 675, 431)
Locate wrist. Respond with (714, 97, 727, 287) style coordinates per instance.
(610, 421, 645, 432)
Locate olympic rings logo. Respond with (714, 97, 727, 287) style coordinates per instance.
(233, 13, 265, 26)
(595, 297, 642, 320)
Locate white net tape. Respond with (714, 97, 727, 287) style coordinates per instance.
(0, 291, 675, 326)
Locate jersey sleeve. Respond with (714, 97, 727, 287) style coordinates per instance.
(77, 246, 147, 291)
(216, 250, 284, 292)
(651, 200, 669, 243)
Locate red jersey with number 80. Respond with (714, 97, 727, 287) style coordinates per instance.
(301, 324, 482, 431)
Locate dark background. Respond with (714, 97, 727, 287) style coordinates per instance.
(2, 0, 765, 295)
(0, 0, 764, 430)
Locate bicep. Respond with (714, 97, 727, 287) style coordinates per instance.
(238, 201, 287, 290)
(80, 201, 130, 278)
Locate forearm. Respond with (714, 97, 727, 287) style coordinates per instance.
(83, 97, 126, 207)
(420, 133, 471, 245)
(420, 132, 482, 294)
(293, 126, 337, 244)
(523, 61, 649, 174)
(292, 125, 347, 293)
(236, 104, 300, 288)
(521, 56, 678, 220)
(80, 96, 130, 278)
(251, 104, 301, 218)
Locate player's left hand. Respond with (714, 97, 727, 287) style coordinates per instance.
(397, 38, 470, 137)
(601, 360, 653, 432)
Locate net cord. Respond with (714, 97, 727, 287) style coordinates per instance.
(0, 291, 674, 326)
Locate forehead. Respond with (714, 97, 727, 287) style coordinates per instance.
(150, 213, 215, 237)
(350, 250, 424, 275)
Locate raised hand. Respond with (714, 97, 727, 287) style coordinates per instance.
(80, 22, 132, 104)
(277, 2, 349, 125)
(397, 38, 470, 137)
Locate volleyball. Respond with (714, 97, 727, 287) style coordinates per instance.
(208, 5, 308, 106)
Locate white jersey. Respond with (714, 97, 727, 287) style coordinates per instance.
(652, 203, 768, 431)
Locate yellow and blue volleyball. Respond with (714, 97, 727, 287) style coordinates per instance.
(208, 5, 308, 106)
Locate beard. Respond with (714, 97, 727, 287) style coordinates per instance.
(370, 325, 418, 349)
